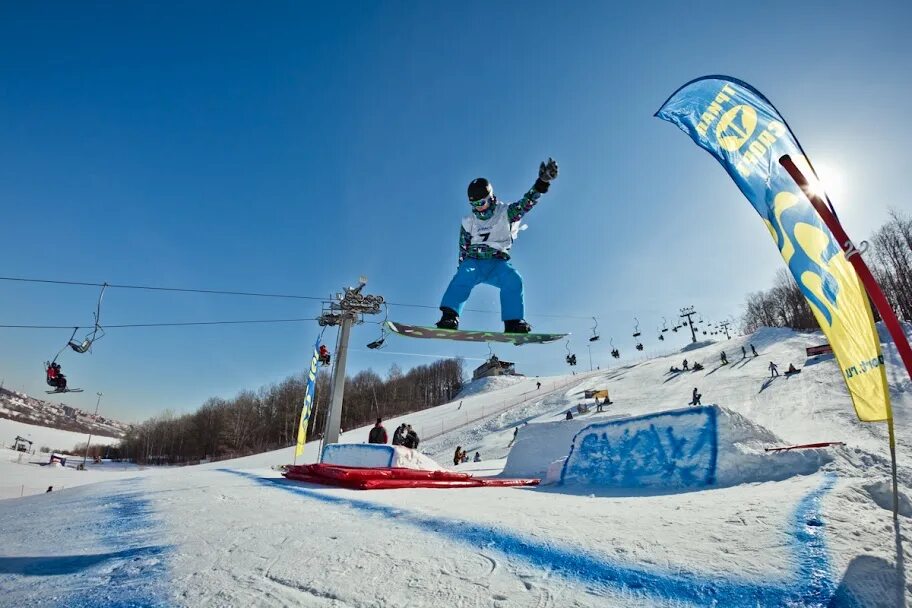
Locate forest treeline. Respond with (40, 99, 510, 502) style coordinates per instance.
(741, 211, 912, 332)
(112, 358, 464, 464)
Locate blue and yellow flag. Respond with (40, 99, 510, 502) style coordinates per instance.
(295, 339, 320, 458)
(656, 75, 890, 422)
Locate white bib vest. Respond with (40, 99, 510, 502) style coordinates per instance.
(462, 202, 520, 253)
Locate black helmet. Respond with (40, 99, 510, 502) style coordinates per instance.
(467, 178, 492, 203)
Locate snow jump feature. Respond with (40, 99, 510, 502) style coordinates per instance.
(561, 406, 718, 489)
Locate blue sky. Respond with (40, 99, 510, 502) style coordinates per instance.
(1, 1, 910, 421)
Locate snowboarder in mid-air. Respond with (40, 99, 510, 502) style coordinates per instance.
(436, 158, 559, 334)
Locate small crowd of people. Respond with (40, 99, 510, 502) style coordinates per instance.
(769, 362, 800, 377)
(367, 418, 421, 449)
(453, 446, 481, 465)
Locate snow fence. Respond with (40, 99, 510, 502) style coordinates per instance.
(503, 405, 832, 491)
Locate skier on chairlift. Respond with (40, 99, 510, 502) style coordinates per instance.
(318, 345, 331, 366)
(436, 159, 559, 334)
(45, 362, 67, 391)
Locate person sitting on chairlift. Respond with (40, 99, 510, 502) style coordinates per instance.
(45, 362, 67, 391)
(318, 345, 331, 366)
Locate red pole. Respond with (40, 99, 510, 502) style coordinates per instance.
(780, 154, 908, 519)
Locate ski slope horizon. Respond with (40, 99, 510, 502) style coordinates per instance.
(1, 326, 910, 606)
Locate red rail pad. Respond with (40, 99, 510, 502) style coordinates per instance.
(283, 464, 539, 490)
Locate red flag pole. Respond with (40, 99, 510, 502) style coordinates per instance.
(780, 154, 910, 519)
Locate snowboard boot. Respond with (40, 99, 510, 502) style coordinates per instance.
(436, 307, 459, 330)
(504, 319, 532, 334)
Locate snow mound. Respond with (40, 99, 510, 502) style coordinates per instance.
(321, 443, 447, 471)
(504, 405, 830, 491)
(454, 375, 527, 399)
(680, 340, 715, 353)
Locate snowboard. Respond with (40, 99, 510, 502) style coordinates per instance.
(46, 388, 84, 394)
(386, 321, 566, 346)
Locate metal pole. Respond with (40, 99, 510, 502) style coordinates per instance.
(587, 344, 593, 371)
(322, 315, 353, 448)
(82, 392, 102, 470)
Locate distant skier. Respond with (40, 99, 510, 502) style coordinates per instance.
(769, 362, 779, 377)
(565, 410, 573, 420)
(46, 486, 53, 493)
(787, 363, 799, 375)
(720, 351, 728, 365)
(691, 388, 702, 406)
(436, 158, 559, 334)
(508, 426, 519, 447)
(536, 381, 541, 390)
(368, 418, 387, 444)
(474, 452, 481, 462)
(682, 359, 689, 371)
(741, 346, 747, 359)
(751, 344, 759, 357)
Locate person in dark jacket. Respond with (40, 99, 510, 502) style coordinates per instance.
(391, 424, 405, 446)
(368, 418, 387, 444)
(691, 388, 702, 406)
(403, 425, 419, 449)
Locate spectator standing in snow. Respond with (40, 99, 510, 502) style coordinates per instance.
(691, 388, 702, 406)
(474, 452, 481, 462)
(565, 410, 573, 420)
(741, 346, 747, 359)
(454, 446, 466, 466)
(404, 425, 420, 449)
(720, 351, 728, 365)
(682, 359, 689, 371)
(769, 362, 779, 377)
(751, 344, 759, 356)
(391, 424, 405, 446)
(536, 381, 541, 390)
(368, 418, 387, 444)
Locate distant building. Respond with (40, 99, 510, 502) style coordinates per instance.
(472, 355, 516, 381)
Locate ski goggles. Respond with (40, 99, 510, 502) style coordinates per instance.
(469, 194, 494, 208)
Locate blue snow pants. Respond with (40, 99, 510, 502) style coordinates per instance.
(440, 258, 524, 321)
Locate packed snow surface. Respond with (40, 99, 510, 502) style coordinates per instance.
(1, 328, 910, 606)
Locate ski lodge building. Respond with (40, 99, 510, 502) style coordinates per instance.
(472, 355, 517, 381)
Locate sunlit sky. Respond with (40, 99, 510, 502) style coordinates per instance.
(2, 1, 910, 421)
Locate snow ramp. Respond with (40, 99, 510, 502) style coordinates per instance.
(503, 405, 831, 491)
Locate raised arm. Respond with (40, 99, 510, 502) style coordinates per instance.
(507, 158, 559, 222)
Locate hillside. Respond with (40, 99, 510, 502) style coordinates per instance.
(0, 386, 130, 439)
(0, 327, 909, 607)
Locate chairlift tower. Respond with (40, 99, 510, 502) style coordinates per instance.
(719, 320, 732, 340)
(679, 306, 699, 344)
(318, 276, 384, 448)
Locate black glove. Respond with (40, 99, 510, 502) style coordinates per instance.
(538, 157, 558, 182)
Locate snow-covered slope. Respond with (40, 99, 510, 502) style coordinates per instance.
(0, 328, 909, 607)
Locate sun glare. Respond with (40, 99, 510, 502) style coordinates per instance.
(809, 161, 845, 202)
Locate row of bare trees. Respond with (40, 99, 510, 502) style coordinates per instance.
(742, 211, 912, 332)
(116, 358, 464, 464)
